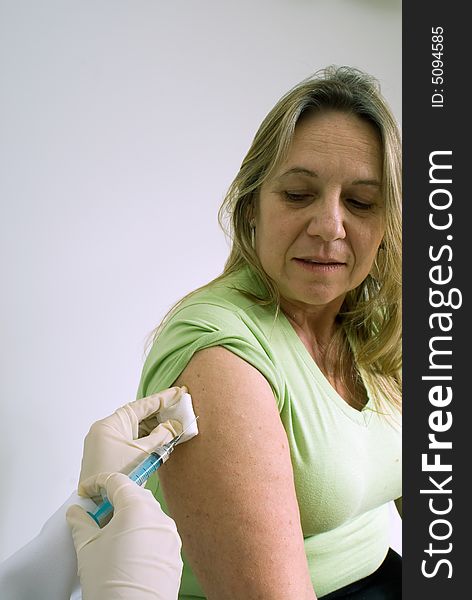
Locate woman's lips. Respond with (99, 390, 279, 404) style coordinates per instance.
(293, 257, 346, 272)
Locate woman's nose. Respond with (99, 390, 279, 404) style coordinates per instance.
(305, 197, 346, 241)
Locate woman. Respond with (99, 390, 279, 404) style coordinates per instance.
(135, 66, 402, 599)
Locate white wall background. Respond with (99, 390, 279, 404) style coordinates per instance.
(0, 0, 402, 561)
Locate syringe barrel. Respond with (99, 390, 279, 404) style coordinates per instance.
(127, 451, 166, 486)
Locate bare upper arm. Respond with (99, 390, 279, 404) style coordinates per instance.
(159, 346, 316, 600)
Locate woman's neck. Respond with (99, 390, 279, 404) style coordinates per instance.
(279, 295, 344, 352)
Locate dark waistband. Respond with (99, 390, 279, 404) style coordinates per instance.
(319, 548, 402, 599)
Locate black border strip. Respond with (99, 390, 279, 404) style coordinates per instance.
(403, 3, 467, 597)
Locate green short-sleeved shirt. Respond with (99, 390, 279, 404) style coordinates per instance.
(137, 267, 402, 598)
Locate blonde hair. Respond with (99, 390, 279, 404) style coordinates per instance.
(152, 66, 402, 411)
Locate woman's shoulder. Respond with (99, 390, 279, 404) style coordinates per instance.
(140, 267, 285, 403)
(173, 267, 268, 321)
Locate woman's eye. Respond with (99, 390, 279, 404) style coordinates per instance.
(284, 191, 312, 202)
(347, 198, 374, 210)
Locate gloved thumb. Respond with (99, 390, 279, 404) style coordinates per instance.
(66, 504, 100, 553)
(137, 419, 182, 453)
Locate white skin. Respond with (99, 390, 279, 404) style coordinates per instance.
(158, 110, 389, 600)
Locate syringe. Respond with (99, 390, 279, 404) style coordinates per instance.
(87, 417, 198, 527)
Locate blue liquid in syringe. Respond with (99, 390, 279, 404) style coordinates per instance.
(130, 452, 165, 485)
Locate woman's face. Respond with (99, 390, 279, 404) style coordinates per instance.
(254, 110, 385, 312)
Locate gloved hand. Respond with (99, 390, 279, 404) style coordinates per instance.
(66, 472, 182, 600)
(78, 387, 188, 494)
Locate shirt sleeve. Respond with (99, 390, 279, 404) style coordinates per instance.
(137, 301, 284, 410)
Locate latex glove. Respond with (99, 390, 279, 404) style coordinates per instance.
(67, 472, 182, 600)
(79, 386, 190, 493)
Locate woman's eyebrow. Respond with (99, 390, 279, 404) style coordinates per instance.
(275, 167, 381, 187)
(351, 179, 381, 187)
(276, 167, 318, 180)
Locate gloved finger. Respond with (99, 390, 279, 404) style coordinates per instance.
(138, 389, 189, 437)
(79, 471, 117, 500)
(86, 388, 186, 442)
(86, 404, 137, 442)
(81, 472, 151, 512)
(155, 391, 199, 445)
(103, 472, 154, 509)
(136, 419, 182, 453)
(128, 387, 186, 424)
(66, 504, 100, 552)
